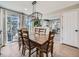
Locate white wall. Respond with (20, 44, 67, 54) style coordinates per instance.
(46, 4, 79, 44)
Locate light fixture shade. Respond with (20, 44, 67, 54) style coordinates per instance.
(31, 1, 42, 20)
(31, 16, 36, 20)
(31, 12, 42, 20)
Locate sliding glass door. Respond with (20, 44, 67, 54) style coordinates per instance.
(6, 11, 19, 43)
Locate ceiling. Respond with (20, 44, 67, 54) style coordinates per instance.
(0, 1, 79, 18)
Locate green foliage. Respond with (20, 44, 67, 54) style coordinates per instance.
(34, 19, 40, 27)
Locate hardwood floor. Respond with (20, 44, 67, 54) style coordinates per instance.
(0, 34, 79, 57)
(54, 41, 79, 57)
(54, 34, 79, 57)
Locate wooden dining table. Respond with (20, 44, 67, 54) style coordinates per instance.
(29, 34, 49, 57)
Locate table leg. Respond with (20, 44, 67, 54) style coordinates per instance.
(36, 48, 38, 57)
(29, 48, 31, 57)
(51, 42, 53, 57)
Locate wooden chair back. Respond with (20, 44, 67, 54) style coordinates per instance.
(46, 31, 55, 52)
(34, 28, 46, 35)
(21, 30, 29, 45)
(37, 31, 55, 57)
(35, 28, 39, 34)
(39, 28, 46, 35)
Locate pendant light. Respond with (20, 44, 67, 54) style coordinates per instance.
(31, 1, 42, 27)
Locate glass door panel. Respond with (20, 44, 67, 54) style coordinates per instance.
(7, 16, 12, 42)
(7, 11, 19, 43)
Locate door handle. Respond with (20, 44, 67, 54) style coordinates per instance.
(75, 30, 79, 32)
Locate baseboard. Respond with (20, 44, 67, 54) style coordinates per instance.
(0, 44, 5, 48)
(4, 41, 18, 46)
(62, 43, 79, 49)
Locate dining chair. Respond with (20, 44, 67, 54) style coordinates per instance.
(37, 31, 55, 57)
(35, 28, 39, 34)
(21, 30, 37, 56)
(35, 28, 46, 35)
(39, 28, 46, 35)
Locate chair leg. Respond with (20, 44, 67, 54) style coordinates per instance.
(29, 48, 31, 57)
(19, 42, 21, 50)
(36, 48, 38, 57)
(18, 38, 21, 50)
(51, 50, 53, 57)
(22, 45, 26, 56)
(51, 44, 53, 57)
(22, 47, 24, 55)
(46, 52, 48, 57)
